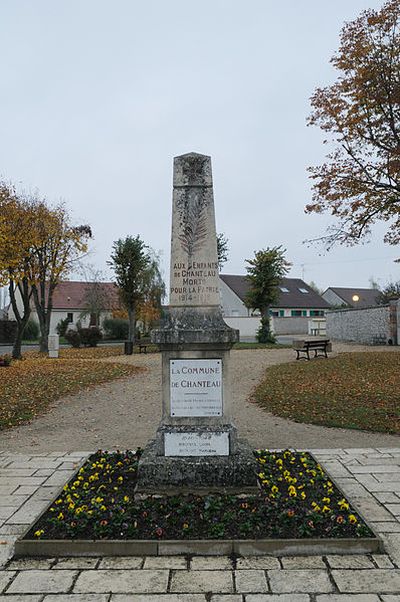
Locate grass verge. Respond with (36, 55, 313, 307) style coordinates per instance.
(233, 342, 289, 349)
(28, 449, 372, 541)
(253, 351, 400, 434)
(0, 357, 143, 431)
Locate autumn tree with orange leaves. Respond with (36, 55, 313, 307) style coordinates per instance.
(306, 0, 400, 248)
(28, 198, 92, 352)
(0, 188, 91, 357)
(0, 186, 37, 358)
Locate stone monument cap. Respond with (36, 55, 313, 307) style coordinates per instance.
(173, 152, 213, 188)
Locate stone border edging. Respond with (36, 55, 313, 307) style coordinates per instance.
(14, 535, 382, 557)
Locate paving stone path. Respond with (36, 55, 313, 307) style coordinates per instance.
(1, 448, 400, 599)
(0, 346, 399, 454)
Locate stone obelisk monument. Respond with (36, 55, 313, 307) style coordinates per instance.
(137, 152, 257, 494)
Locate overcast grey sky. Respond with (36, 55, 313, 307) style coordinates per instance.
(1, 0, 398, 292)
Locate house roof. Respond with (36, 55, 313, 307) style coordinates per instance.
(219, 275, 331, 309)
(323, 287, 380, 308)
(49, 281, 119, 310)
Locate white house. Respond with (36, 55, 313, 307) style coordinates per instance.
(8, 281, 119, 335)
(219, 275, 331, 340)
(322, 287, 380, 308)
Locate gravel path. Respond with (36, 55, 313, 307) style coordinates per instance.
(0, 345, 399, 453)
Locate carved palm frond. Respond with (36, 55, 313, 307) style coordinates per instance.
(177, 192, 209, 256)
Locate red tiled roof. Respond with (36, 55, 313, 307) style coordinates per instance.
(49, 281, 119, 310)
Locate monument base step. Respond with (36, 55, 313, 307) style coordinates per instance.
(136, 438, 259, 496)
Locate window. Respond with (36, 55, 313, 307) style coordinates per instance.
(302, 310, 307, 317)
(279, 310, 285, 317)
(310, 310, 325, 317)
(279, 287, 289, 293)
(67, 313, 73, 323)
(291, 310, 302, 317)
(298, 288, 309, 293)
(270, 310, 279, 316)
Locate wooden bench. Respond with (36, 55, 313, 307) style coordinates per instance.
(137, 337, 151, 353)
(293, 339, 332, 361)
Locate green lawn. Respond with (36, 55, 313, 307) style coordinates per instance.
(252, 351, 400, 434)
(233, 342, 289, 349)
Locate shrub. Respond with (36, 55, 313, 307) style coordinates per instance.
(0, 320, 17, 344)
(23, 319, 40, 341)
(103, 318, 129, 340)
(79, 327, 102, 347)
(65, 329, 81, 348)
(256, 317, 276, 344)
(0, 354, 12, 367)
(56, 317, 70, 337)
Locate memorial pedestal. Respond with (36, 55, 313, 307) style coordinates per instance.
(136, 152, 258, 496)
(136, 310, 259, 495)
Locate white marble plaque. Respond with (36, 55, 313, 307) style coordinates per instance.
(164, 431, 229, 456)
(170, 359, 222, 417)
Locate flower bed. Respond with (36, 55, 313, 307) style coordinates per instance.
(26, 449, 373, 541)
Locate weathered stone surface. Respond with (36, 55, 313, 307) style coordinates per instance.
(111, 594, 208, 602)
(7, 558, 55, 570)
(0, 594, 42, 602)
(169, 570, 234, 593)
(325, 554, 374, 569)
(169, 153, 220, 310)
(74, 569, 169, 593)
(137, 438, 258, 493)
(43, 594, 109, 602)
(332, 569, 400, 592)
(234, 569, 268, 592)
(317, 594, 379, 602)
(52, 557, 99, 570)
(245, 594, 310, 602)
(0, 570, 15, 592)
(190, 557, 232, 570)
(210, 596, 242, 602)
(143, 556, 187, 570)
(267, 569, 333, 593)
(370, 521, 400, 532)
(7, 570, 77, 594)
(372, 553, 395, 568)
(153, 308, 238, 346)
(98, 557, 144, 569)
(236, 556, 280, 570)
(136, 155, 258, 495)
(281, 556, 325, 569)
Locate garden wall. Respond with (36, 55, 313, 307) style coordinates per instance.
(0, 320, 17, 344)
(223, 316, 260, 341)
(326, 301, 399, 345)
(270, 316, 310, 335)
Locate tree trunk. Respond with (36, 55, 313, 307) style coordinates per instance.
(9, 278, 32, 359)
(32, 280, 56, 353)
(128, 305, 136, 345)
(257, 307, 273, 344)
(12, 328, 24, 360)
(32, 285, 47, 352)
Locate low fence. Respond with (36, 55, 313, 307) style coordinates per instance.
(326, 301, 399, 345)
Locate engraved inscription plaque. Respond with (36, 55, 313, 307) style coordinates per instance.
(170, 359, 222, 417)
(164, 431, 229, 456)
